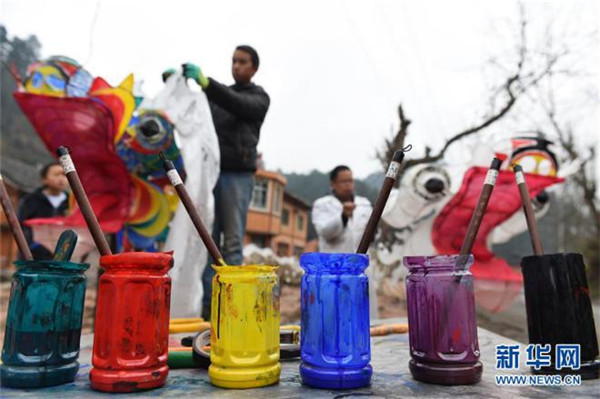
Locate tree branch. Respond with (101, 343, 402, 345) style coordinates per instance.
(377, 4, 565, 184)
(376, 103, 411, 170)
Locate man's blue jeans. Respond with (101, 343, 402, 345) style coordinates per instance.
(201, 171, 254, 320)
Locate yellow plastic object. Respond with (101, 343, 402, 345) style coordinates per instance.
(172, 317, 205, 323)
(209, 265, 281, 389)
(169, 318, 210, 334)
(280, 324, 301, 332)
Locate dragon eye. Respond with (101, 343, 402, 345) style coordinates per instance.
(135, 112, 171, 147)
(535, 191, 549, 205)
(517, 156, 536, 172)
(537, 159, 552, 175)
(45, 74, 66, 91)
(424, 178, 445, 194)
(31, 72, 43, 88)
(412, 165, 451, 201)
(140, 119, 161, 137)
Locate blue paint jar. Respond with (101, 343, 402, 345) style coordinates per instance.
(1, 259, 89, 388)
(300, 252, 372, 389)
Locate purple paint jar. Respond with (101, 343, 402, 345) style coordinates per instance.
(404, 254, 482, 385)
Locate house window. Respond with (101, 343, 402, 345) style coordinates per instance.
(277, 242, 290, 257)
(296, 214, 304, 232)
(250, 178, 269, 210)
(281, 208, 290, 226)
(293, 246, 303, 257)
(250, 234, 267, 248)
(273, 184, 282, 213)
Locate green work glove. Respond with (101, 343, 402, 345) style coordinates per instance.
(162, 68, 176, 83)
(182, 63, 209, 89)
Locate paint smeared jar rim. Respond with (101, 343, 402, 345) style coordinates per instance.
(14, 259, 90, 273)
(212, 264, 278, 273)
(300, 252, 369, 275)
(403, 254, 474, 272)
(100, 251, 173, 272)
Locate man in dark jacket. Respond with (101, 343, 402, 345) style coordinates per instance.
(17, 162, 69, 259)
(183, 45, 270, 320)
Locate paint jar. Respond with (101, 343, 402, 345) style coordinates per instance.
(521, 253, 599, 379)
(89, 252, 172, 392)
(209, 265, 281, 389)
(404, 255, 482, 385)
(1, 259, 89, 388)
(299, 253, 372, 389)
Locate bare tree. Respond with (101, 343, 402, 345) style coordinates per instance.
(522, 23, 599, 237)
(376, 3, 564, 183)
(376, 1, 599, 288)
(546, 110, 598, 235)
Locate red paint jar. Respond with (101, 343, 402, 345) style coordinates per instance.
(90, 252, 173, 392)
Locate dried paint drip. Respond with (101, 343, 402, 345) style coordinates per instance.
(216, 276, 223, 340)
(299, 253, 372, 390)
(209, 265, 281, 389)
(403, 255, 482, 385)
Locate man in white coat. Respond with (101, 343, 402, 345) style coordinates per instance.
(311, 165, 378, 318)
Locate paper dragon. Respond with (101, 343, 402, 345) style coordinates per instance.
(376, 136, 565, 313)
(14, 55, 220, 318)
(14, 55, 184, 255)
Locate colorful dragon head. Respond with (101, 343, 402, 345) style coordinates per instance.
(377, 136, 564, 312)
(15, 56, 184, 253)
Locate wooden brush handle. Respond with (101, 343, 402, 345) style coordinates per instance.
(513, 164, 543, 255)
(56, 146, 111, 256)
(459, 157, 502, 256)
(357, 148, 408, 254)
(0, 175, 33, 260)
(161, 153, 224, 265)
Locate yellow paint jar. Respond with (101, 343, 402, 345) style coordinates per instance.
(209, 265, 281, 389)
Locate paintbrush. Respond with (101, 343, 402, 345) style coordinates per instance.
(159, 152, 226, 266)
(453, 157, 503, 278)
(512, 164, 543, 256)
(458, 157, 503, 259)
(56, 146, 112, 256)
(357, 145, 411, 254)
(0, 174, 34, 260)
(439, 157, 503, 335)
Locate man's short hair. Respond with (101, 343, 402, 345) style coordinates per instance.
(330, 165, 351, 182)
(40, 162, 60, 179)
(236, 45, 260, 69)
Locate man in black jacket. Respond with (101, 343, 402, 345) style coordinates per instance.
(17, 162, 69, 259)
(183, 45, 270, 320)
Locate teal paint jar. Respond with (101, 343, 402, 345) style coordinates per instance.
(1, 259, 89, 388)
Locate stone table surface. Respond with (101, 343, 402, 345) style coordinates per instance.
(2, 318, 598, 398)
